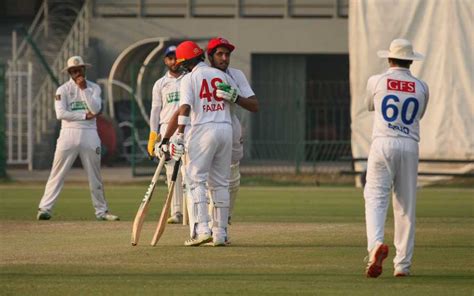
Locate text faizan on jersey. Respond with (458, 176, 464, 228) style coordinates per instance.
(179, 62, 238, 126)
(55, 79, 102, 129)
(365, 67, 430, 142)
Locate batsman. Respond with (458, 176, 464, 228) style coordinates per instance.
(147, 45, 188, 224)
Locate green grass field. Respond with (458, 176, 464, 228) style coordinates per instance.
(0, 185, 473, 295)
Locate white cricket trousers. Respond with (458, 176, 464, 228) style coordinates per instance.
(364, 136, 419, 273)
(186, 122, 232, 236)
(38, 128, 109, 217)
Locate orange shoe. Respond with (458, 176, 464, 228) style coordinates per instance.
(365, 242, 389, 278)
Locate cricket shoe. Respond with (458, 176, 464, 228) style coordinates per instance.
(184, 233, 212, 247)
(96, 213, 120, 221)
(394, 269, 410, 277)
(213, 237, 226, 247)
(37, 210, 51, 220)
(365, 242, 389, 278)
(167, 212, 183, 224)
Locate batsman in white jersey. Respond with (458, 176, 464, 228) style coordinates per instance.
(363, 39, 429, 278)
(165, 40, 240, 246)
(147, 45, 187, 224)
(206, 37, 259, 229)
(37, 56, 119, 221)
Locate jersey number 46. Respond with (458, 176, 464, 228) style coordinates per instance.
(382, 95, 419, 125)
(199, 78, 223, 102)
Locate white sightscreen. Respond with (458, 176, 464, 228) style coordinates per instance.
(349, 0, 473, 175)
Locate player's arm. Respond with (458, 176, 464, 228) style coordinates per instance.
(230, 71, 259, 112)
(55, 88, 88, 121)
(234, 95, 259, 113)
(365, 77, 376, 112)
(177, 105, 190, 134)
(148, 82, 163, 156)
(419, 81, 430, 119)
(80, 83, 102, 115)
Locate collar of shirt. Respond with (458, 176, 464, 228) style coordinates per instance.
(387, 67, 411, 74)
(166, 71, 184, 80)
(191, 62, 207, 73)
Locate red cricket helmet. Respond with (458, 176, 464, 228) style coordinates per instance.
(175, 41, 204, 65)
(207, 37, 235, 55)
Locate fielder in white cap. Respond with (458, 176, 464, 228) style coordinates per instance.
(363, 39, 429, 278)
(36, 56, 119, 221)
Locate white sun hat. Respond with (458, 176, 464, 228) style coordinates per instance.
(62, 56, 92, 72)
(377, 39, 424, 61)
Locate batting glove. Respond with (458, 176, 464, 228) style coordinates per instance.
(216, 82, 239, 103)
(155, 138, 171, 161)
(169, 133, 185, 161)
(147, 131, 161, 157)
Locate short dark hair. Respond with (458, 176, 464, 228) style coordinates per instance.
(181, 54, 205, 68)
(388, 58, 412, 68)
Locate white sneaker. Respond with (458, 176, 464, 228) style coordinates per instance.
(184, 233, 212, 247)
(97, 213, 120, 221)
(365, 242, 389, 278)
(394, 269, 410, 277)
(167, 212, 183, 224)
(213, 237, 226, 247)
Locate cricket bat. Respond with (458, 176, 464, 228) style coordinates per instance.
(131, 157, 166, 246)
(150, 159, 181, 246)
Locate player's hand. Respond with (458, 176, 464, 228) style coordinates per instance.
(147, 131, 160, 157)
(155, 138, 171, 161)
(75, 76, 87, 90)
(169, 133, 185, 161)
(216, 82, 238, 103)
(85, 112, 97, 120)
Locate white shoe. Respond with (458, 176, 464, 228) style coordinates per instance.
(167, 212, 183, 224)
(213, 237, 226, 247)
(97, 213, 120, 221)
(184, 233, 212, 247)
(365, 242, 389, 278)
(394, 269, 410, 277)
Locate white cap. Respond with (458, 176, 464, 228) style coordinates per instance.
(62, 56, 92, 72)
(377, 39, 424, 61)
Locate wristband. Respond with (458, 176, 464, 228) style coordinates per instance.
(178, 115, 190, 125)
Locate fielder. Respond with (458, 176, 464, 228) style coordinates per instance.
(364, 39, 429, 278)
(37, 56, 119, 221)
(164, 40, 240, 246)
(147, 45, 187, 224)
(206, 37, 259, 227)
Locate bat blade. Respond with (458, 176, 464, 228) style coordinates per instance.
(151, 159, 181, 246)
(131, 157, 166, 246)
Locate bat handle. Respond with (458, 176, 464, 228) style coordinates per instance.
(171, 159, 181, 181)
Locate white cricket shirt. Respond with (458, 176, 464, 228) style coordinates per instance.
(55, 78, 102, 129)
(150, 71, 184, 132)
(366, 67, 429, 142)
(179, 62, 237, 126)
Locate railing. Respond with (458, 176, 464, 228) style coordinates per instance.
(33, 0, 90, 143)
(93, 0, 349, 18)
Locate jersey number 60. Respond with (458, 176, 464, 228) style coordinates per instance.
(381, 95, 419, 125)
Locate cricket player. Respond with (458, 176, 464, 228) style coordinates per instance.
(147, 45, 186, 224)
(164, 40, 240, 246)
(364, 39, 429, 278)
(206, 37, 259, 228)
(37, 56, 119, 221)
